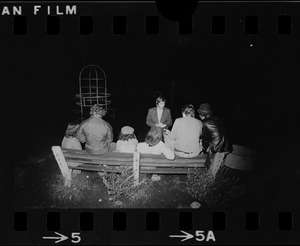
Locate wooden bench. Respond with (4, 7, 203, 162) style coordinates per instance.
(51, 146, 207, 186)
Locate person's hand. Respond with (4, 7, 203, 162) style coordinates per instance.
(163, 129, 170, 135)
(157, 122, 166, 128)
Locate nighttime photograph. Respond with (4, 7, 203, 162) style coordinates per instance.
(4, 2, 300, 210)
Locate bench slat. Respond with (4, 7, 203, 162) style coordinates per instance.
(140, 163, 204, 168)
(62, 148, 134, 159)
(69, 163, 200, 174)
(140, 167, 198, 174)
(64, 153, 133, 162)
(66, 159, 204, 168)
(140, 153, 206, 162)
(65, 158, 133, 166)
(68, 163, 124, 173)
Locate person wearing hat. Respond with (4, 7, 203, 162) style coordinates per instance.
(197, 103, 213, 153)
(197, 103, 213, 121)
(76, 104, 115, 155)
(197, 103, 233, 178)
(146, 96, 172, 131)
(116, 126, 138, 153)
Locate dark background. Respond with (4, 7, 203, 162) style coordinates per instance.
(2, 2, 300, 160)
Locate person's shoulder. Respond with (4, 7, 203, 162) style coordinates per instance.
(157, 141, 166, 147)
(193, 118, 202, 124)
(103, 119, 112, 127)
(79, 118, 89, 126)
(174, 117, 183, 122)
(149, 107, 156, 111)
(137, 142, 147, 149)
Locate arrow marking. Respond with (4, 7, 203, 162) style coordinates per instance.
(43, 232, 68, 244)
(169, 230, 194, 242)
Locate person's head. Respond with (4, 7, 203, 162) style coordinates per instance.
(156, 96, 166, 109)
(182, 104, 195, 117)
(118, 126, 137, 141)
(65, 120, 81, 138)
(197, 103, 212, 120)
(145, 127, 162, 147)
(90, 104, 106, 117)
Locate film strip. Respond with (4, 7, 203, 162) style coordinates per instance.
(2, 1, 300, 245)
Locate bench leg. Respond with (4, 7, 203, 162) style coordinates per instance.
(51, 146, 72, 187)
(208, 152, 225, 180)
(133, 151, 140, 185)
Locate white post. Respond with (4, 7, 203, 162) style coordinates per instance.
(51, 146, 72, 187)
(133, 151, 140, 185)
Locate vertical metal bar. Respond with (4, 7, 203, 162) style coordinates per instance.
(88, 67, 92, 106)
(95, 66, 99, 105)
(79, 67, 83, 121)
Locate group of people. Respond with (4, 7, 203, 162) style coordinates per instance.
(61, 96, 232, 172)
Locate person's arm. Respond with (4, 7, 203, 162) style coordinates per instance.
(164, 109, 172, 128)
(146, 108, 157, 127)
(106, 123, 113, 143)
(169, 119, 178, 141)
(76, 123, 86, 143)
(159, 141, 175, 160)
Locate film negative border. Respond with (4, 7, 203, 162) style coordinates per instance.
(9, 209, 300, 244)
(8, 14, 293, 35)
(3, 1, 300, 245)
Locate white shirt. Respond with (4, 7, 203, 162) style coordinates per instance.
(116, 139, 138, 153)
(157, 107, 163, 123)
(137, 141, 175, 160)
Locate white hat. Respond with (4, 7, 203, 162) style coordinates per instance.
(121, 126, 134, 135)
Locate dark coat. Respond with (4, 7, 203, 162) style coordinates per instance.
(146, 107, 172, 129)
(201, 117, 233, 154)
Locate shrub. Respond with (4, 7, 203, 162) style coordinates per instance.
(101, 166, 152, 202)
(186, 166, 239, 208)
(48, 172, 92, 203)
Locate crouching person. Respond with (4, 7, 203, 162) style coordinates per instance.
(76, 104, 116, 155)
(164, 104, 203, 158)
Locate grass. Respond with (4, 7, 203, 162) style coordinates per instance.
(48, 172, 93, 203)
(186, 166, 239, 208)
(102, 166, 153, 202)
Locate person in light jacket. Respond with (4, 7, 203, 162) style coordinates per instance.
(164, 104, 203, 158)
(76, 104, 115, 155)
(146, 96, 172, 131)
